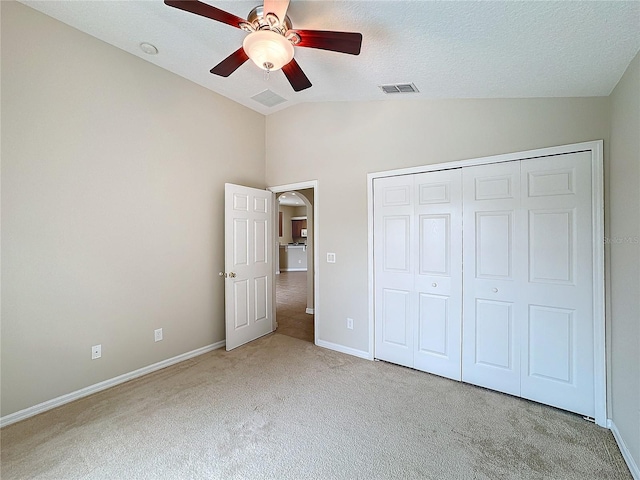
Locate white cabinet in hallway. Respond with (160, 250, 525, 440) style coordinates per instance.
(373, 147, 599, 419)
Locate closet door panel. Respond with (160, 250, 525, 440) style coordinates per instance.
(520, 152, 594, 417)
(374, 176, 415, 368)
(474, 299, 514, 370)
(414, 169, 463, 380)
(462, 162, 522, 396)
(418, 293, 449, 355)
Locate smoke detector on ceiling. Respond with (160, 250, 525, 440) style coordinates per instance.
(379, 83, 419, 94)
(139, 42, 158, 55)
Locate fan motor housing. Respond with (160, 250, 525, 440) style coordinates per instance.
(246, 6, 292, 33)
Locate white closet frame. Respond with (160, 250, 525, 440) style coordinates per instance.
(367, 140, 605, 427)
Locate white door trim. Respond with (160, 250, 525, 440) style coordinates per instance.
(367, 140, 606, 426)
(268, 180, 319, 346)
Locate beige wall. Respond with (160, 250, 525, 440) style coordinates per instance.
(266, 98, 610, 351)
(293, 206, 307, 217)
(1, 2, 265, 416)
(609, 50, 640, 469)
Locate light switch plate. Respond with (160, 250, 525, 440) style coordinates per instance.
(327, 253, 336, 263)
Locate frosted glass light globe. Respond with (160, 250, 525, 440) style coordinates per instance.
(243, 30, 294, 71)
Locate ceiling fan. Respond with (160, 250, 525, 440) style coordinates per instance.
(164, 0, 363, 92)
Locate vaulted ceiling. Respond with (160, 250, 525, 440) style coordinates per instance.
(20, 1, 640, 115)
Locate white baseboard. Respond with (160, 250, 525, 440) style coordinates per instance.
(305, 308, 315, 314)
(280, 268, 308, 272)
(0, 341, 225, 428)
(608, 419, 640, 479)
(316, 339, 372, 360)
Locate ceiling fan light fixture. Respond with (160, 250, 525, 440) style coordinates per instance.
(243, 30, 294, 72)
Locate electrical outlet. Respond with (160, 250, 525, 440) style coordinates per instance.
(91, 344, 101, 360)
(347, 318, 354, 330)
(327, 253, 336, 263)
(154, 328, 163, 342)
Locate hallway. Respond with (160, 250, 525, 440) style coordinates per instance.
(275, 271, 314, 343)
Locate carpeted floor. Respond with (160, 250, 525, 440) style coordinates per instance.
(1, 333, 631, 479)
(275, 271, 314, 343)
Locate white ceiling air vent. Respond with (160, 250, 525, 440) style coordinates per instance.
(251, 89, 288, 107)
(379, 83, 419, 94)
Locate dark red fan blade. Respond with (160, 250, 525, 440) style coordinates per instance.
(210, 48, 249, 77)
(164, 0, 246, 29)
(282, 59, 312, 92)
(290, 30, 362, 55)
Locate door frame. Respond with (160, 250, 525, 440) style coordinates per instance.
(268, 180, 319, 345)
(367, 140, 605, 426)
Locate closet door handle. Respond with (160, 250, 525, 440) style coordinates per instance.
(492, 288, 498, 293)
(432, 283, 438, 287)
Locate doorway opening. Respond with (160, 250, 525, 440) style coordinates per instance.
(269, 182, 317, 344)
(275, 270, 312, 342)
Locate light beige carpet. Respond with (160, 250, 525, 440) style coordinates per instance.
(1, 333, 631, 479)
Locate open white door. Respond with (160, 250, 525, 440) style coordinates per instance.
(224, 183, 274, 350)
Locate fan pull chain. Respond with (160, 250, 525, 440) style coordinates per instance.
(263, 61, 274, 81)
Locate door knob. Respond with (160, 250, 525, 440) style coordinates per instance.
(219, 272, 228, 278)
(229, 272, 237, 278)
(432, 283, 438, 287)
(492, 288, 498, 293)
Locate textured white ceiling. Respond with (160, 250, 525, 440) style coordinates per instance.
(19, 1, 640, 115)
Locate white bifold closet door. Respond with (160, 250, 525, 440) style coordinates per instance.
(374, 150, 596, 418)
(373, 174, 414, 368)
(520, 153, 594, 416)
(462, 152, 594, 417)
(374, 169, 463, 380)
(461, 160, 522, 396)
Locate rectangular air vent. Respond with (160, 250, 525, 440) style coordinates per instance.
(379, 83, 419, 94)
(251, 89, 287, 107)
